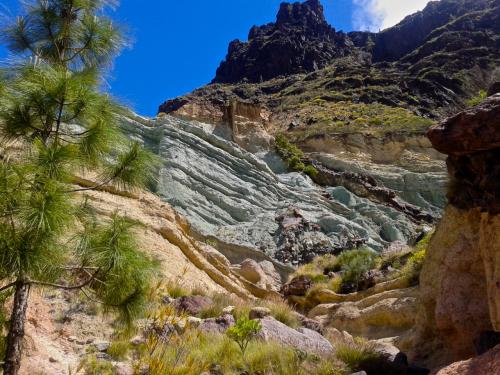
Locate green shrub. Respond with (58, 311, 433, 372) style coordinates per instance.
(262, 298, 300, 328)
(78, 355, 116, 375)
(400, 248, 426, 286)
(336, 248, 378, 290)
(335, 339, 379, 373)
(467, 90, 487, 107)
(226, 317, 262, 358)
(246, 341, 301, 374)
(304, 165, 319, 178)
(198, 293, 235, 319)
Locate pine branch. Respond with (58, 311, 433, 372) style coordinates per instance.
(27, 267, 101, 290)
(0, 282, 16, 293)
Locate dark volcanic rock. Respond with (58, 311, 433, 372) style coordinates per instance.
(281, 275, 312, 297)
(428, 94, 500, 155)
(161, 0, 500, 120)
(370, 0, 493, 62)
(427, 94, 500, 214)
(213, 0, 352, 83)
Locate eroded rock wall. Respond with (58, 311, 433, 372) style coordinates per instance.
(413, 94, 500, 367)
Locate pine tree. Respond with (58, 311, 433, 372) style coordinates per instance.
(0, 1, 157, 374)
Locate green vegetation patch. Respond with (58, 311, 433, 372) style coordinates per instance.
(294, 232, 434, 296)
(290, 101, 434, 140)
(275, 134, 318, 177)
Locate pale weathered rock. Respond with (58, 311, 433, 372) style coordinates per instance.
(231, 259, 281, 292)
(257, 317, 334, 356)
(222, 306, 235, 315)
(310, 287, 418, 339)
(115, 363, 134, 375)
(430, 345, 500, 375)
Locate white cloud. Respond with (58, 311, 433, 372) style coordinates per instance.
(352, 0, 431, 32)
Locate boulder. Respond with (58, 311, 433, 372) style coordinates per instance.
(430, 345, 500, 375)
(92, 341, 110, 352)
(198, 314, 235, 334)
(310, 287, 419, 339)
(256, 317, 334, 357)
(427, 94, 500, 156)
(294, 312, 324, 334)
(172, 295, 213, 316)
(232, 259, 281, 292)
(282, 275, 312, 297)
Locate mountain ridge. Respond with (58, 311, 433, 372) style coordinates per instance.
(160, 0, 499, 123)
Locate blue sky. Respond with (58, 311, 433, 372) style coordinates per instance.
(0, 0, 430, 116)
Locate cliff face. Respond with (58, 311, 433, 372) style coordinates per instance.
(414, 94, 500, 367)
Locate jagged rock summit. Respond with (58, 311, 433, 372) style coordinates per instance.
(162, 0, 500, 122)
(213, 0, 352, 83)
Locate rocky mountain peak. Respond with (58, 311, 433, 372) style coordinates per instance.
(213, 0, 349, 84)
(276, 0, 328, 30)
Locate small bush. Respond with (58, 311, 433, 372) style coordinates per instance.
(164, 279, 191, 299)
(304, 165, 319, 178)
(78, 355, 115, 375)
(293, 254, 337, 281)
(335, 338, 379, 373)
(467, 90, 487, 107)
(400, 248, 426, 286)
(107, 340, 130, 361)
(399, 231, 432, 285)
(336, 248, 378, 290)
(198, 293, 235, 319)
(226, 317, 262, 358)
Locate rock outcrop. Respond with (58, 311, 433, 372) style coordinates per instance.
(213, 0, 352, 83)
(431, 345, 500, 375)
(414, 93, 500, 367)
(309, 287, 419, 341)
(256, 316, 334, 357)
(139, 115, 428, 264)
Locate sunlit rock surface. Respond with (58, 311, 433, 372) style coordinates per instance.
(121, 114, 443, 267)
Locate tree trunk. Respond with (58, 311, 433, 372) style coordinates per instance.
(2, 282, 30, 375)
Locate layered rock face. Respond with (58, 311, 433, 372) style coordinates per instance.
(121, 114, 441, 269)
(414, 94, 500, 367)
(213, 0, 351, 83)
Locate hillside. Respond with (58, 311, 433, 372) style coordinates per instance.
(1, 0, 499, 374)
(160, 0, 500, 124)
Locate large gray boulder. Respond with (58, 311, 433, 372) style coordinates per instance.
(256, 317, 334, 356)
